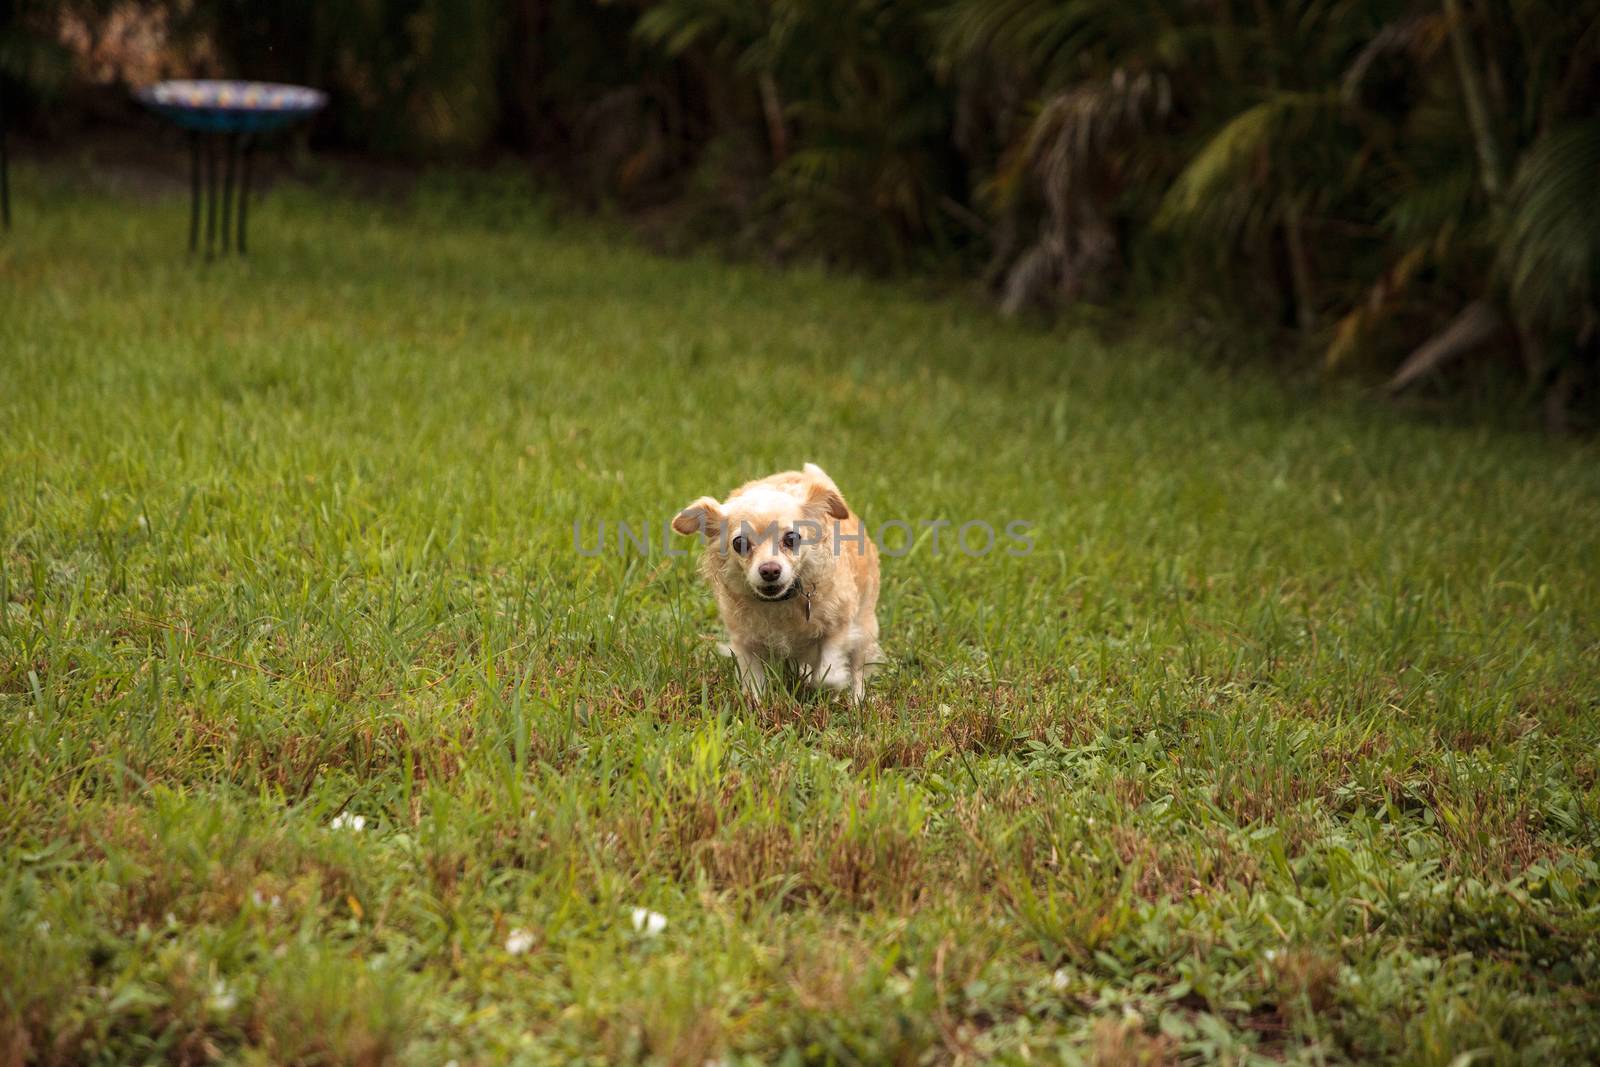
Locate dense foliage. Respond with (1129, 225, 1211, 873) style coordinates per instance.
(7, 1, 1599, 420)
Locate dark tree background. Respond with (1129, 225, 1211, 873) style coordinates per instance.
(4, 0, 1598, 423)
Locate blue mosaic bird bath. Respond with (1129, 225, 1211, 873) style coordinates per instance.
(136, 80, 327, 256)
(136, 80, 327, 134)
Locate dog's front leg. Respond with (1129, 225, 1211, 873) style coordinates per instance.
(810, 640, 862, 703)
(731, 644, 768, 701)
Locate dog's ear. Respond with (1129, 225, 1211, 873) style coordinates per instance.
(802, 462, 836, 488)
(805, 480, 849, 521)
(672, 496, 724, 538)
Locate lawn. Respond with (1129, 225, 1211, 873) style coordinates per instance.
(2, 165, 1599, 1066)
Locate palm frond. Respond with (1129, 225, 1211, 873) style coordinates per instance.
(1386, 300, 1506, 392)
(1341, 14, 1445, 104)
(989, 67, 1169, 313)
(1326, 243, 1431, 369)
(634, 0, 768, 62)
(937, 0, 1183, 85)
(1497, 121, 1600, 336)
(1378, 164, 1479, 268)
(1155, 91, 1338, 242)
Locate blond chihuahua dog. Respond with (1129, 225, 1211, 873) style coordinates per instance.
(672, 463, 881, 702)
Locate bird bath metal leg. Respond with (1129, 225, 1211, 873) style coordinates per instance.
(220, 133, 236, 254)
(237, 135, 253, 255)
(188, 132, 201, 252)
(138, 80, 326, 255)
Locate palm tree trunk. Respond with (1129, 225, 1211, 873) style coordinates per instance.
(758, 72, 788, 165)
(1441, 0, 1504, 199)
(1544, 363, 1577, 434)
(1283, 200, 1316, 333)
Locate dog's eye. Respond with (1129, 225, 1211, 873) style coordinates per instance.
(781, 530, 800, 551)
(730, 535, 749, 555)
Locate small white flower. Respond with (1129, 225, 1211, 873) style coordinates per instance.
(34, 920, 51, 937)
(505, 927, 535, 955)
(1051, 968, 1070, 991)
(630, 907, 667, 936)
(1264, 948, 1280, 962)
(330, 812, 366, 831)
(207, 979, 238, 1013)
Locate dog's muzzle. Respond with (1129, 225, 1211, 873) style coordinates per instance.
(754, 577, 811, 619)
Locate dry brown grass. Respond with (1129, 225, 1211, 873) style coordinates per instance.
(1266, 948, 1341, 1024)
(1089, 1016, 1177, 1067)
(1111, 825, 1260, 902)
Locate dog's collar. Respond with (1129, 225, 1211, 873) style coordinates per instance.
(765, 577, 811, 620)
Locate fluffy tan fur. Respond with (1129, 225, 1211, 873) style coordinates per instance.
(672, 463, 881, 702)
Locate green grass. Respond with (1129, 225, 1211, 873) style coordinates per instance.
(2, 163, 1599, 1066)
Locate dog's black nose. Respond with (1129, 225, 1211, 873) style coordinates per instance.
(758, 562, 782, 582)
